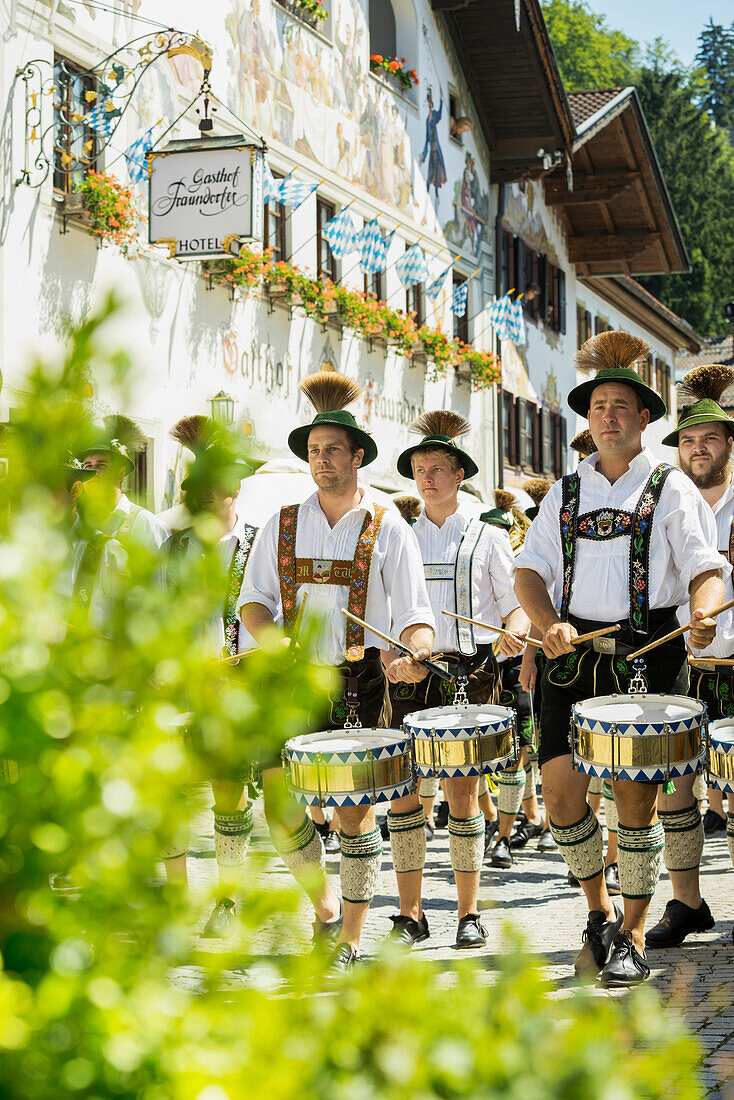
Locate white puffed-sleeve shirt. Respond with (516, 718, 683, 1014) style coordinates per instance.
(516, 447, 727, 622)
(684, 473, 734, 658)
(239, 489, 435, 666)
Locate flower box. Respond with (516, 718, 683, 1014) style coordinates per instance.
(266, 281, 289, 298)
(276, 0, 327, 31)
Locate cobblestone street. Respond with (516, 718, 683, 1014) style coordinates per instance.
(179, 789, 734, 1099)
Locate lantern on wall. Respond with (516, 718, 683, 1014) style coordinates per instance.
(209, 390, 236, 425)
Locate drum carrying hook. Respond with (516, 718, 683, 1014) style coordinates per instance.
(628, 657, 648, 695)
(454, 674, 469, 707)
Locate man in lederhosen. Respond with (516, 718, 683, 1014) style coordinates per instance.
(384, 411, 528, 948)
(240, 371, 434, 974)
(79, 416, 169, 553)
(515, 331, 726, 986)
(647, 363, 734, 948)
(161, 416, 258, 938)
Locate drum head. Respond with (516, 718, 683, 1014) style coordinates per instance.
(404, 704, 514, 736)
(709, 719, 734, 751)
(573, 694, 704, 734)
(285, 728, 406, 759)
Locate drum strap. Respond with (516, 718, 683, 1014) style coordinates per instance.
(278, 503, 387, 661)
(559, 463, 674, 633)
(223, 524, 258, 658)
(71, 532, 111, 622)
(727, 516, 734, 565)
(112, 503, 141, 543)
(454, 518, 487, 657)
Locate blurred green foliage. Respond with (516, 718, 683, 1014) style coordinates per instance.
(0, 301, 703, 1097)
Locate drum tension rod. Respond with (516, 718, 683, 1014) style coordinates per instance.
(367, 749, 377, 806)
(610, 722, 618, 783)
(316, 751, 325, 809)
(663, 722, 672, 782)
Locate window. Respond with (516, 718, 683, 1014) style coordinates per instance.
(501, 228, 517, 296)
(641, 353, 653, 387)
(655, 358, 671, 408)
(369, 0, 396, 58)
(503, 391, 519, 466)
(453, 272, 468, 344)
(518, 398, 537, 470)
(263, 171, 287, 262)
(406, 281, 425, 326)
(364, 268, 386, 301)
(541, 407, 552, 475)
(53, 55, 98, 194)
(546, 264, 566, 333)
(316, 197, 337, 281)
(552, 412, 567, 478)
(126, 444, 149, 507)
(449, 89, 465, 144)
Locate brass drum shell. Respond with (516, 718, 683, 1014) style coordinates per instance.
(412, 729, 515, 769)
(709, 748, 734, 787)
(287, 751, 411, 797)
(574, 726, 703, 769)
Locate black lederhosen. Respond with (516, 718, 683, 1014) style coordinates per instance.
(389, 645, 498, 730)
(538, 609, 688, 768)
(499, 655, 534, 748)
(690, 660, 734, 723)
(258, 648, 390, 774)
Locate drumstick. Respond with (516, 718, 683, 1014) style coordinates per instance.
(628, 597, 734, 661)
(340, 608, 456, 684)
(689, 657, 734, 667)
(572, 624, 621, 645)
(442, 611, 542, 647)
(219, 594, 311, 664)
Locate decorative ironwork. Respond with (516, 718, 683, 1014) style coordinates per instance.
(15, 30, 212, 188)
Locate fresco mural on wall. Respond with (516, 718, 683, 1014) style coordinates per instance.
(503, 183, 561, 266)
(443, 152, 489, 258)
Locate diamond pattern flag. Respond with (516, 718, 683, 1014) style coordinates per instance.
(425, 266, 450, 302)
(124, 125, 157, 183)
(87, 100, 119, 136)
(508, 297, 528, 346)
(322, 207, 358, 259)
(452, 281, 469, 317)
(355, 219, 388, 274)
(396, 242, 429, 288)
(277, 175, 319, 209)
(262, 160, 280, 204)
(487, 294, 514, 342)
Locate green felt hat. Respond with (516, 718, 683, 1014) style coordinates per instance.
(525, 505, 540, 522)
(479, 508, 513, 529)
(661, 398, 734, 447)
(568, 368, 666, 422)
(79, 415, 146, 475)
(288, 371, 377, 467)
(288, 410, 377, 466)
(397, 410, 478, 481)
(171, 415, 251, 499)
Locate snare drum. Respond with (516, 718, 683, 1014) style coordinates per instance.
(571, 694, 706, 782)
(283, 729, 412, 806)
(403, 704, 517, 779)
(708, 719, 734, 794)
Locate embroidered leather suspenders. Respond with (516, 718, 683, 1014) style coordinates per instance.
(223, 525, 258, 658)
(423, 518, 486, 656)
(559, 463, 675, 633)
(278, 503, 387, 661)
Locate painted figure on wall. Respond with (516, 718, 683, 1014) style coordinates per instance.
(419, 88, 446, 203)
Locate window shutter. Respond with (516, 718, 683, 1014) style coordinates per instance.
(559, 269, 566, 333)
(516, 238, 526, 295)
(532, 404, 541, 471)
(541, 407, 552, 474)
(584, 311, 592, 344)
(559, 416, 568, 477)
(518, 397, 528, 467)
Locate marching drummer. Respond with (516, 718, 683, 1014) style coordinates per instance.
(514, 330, 726, 986)
(384, 411, 529, 949)
(650, 363, 734, 947)
(239, 370, 434, 975)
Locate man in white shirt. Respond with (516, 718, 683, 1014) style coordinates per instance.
(161, 416, 257, 937)
(515, 331, 725, 986)
(383, 411, 528, 949)
(80, 416, 169, 552)
(240, 371, 435, 974)
(649, 363, 734, 948)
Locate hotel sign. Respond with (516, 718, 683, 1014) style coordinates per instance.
(147, 136, 263, 258)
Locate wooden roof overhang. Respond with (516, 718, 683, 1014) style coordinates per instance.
(432, 0, 575, 183)
(544, 88, 690, 277)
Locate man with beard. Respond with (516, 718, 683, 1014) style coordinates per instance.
(648, 364, 734, 948)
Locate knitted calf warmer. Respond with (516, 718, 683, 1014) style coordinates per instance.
(617, 821, 665, 899)
(273, 815, 325, 878)
(161, 822, 189, 861)
(340, 827, 383, 903)
(448, 813, 485, 873)
(523, 768, 534, 800)
(498, 769, 526, 816)
(659, 803, 703, 872)
(549, 806, 603, 882)
(602, 781, 618, 834)
(419, 777, 440, 798)
(587, 777, 603, 796)
(477, 774, 489, 798)
(213, 806, 253, 868)
(529, 752, 541, 790)
(727, 813, 734, 869)
(692, 772, 707, 802)
(388, 807, 426, 873)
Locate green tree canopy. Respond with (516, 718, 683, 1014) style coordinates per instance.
(696, 18, 734, 132)
(541, 0, 641, 90)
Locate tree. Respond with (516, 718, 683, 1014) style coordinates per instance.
(541, 0, 641, 91)
(696, 19, 734, 133)
(636, 64, 734, 338)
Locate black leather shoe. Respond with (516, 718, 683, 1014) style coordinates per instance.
(604, 862, 621, 896)
(645, 898, 714, 948)
(574, 903, 623, 977)
(510, 818, 544, 849)
(312, 900, 343, 949)
(435, 801, 450, 830)
(538, 829, 557, 852)
(424, 819, 434, 841)
(325, 943, 359, 977)
(314, 819, 342, 853)
(567, 869, 580, 888)
(490, 836, 513, 868)
(201, 898, 236, 938)
(703, 809, 726, 836)
(379, 817, 390, 840)
(456, 913, 487, 948)
(599, 931, 650, 986)
(388, 912, 430, 946)
(484, 818, 499, 856)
